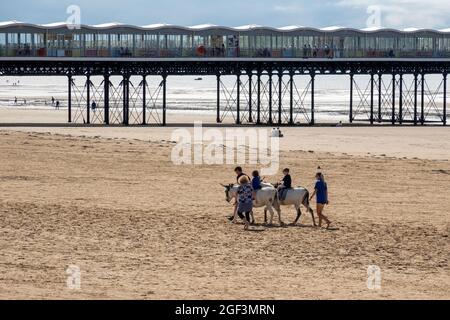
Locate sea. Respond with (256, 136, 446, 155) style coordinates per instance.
(0, 74, 445, 123)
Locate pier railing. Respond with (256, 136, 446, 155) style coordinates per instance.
(2, 45, 450, 59)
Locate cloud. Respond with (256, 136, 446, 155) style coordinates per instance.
(0, 0, 448, 29)
(335, 0, 450, 28)
(274, 3, 303, 13)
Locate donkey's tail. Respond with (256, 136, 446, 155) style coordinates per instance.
(271, 189, 281, 209)
(304, 190, 314, 214)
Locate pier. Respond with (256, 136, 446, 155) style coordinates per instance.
(0, 57, 448, 126)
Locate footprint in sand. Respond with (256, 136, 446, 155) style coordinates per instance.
(432, 169, 450, 175)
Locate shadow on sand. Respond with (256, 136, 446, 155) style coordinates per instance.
(228, 218, 341, 232)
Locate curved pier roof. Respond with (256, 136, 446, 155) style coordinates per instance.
(0, 21, 449, 35)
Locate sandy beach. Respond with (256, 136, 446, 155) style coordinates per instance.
(0, 114, 449, 299)
(2, 107, 450, 160)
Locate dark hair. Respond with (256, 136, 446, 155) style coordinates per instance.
(252, 170, 260, 177)
(234, 167, 243, 173)
(316, 172, 325, 181)
(283, 168, 290, 173)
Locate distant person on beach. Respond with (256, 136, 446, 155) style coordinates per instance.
(14, 97, 17, 105)
(271, 128, 283, 138)
(271, 128, 276, 137)
(310, 168, 332, 229)
(277, 127, 284, 138)
(56, 101, 60, 110)
(51, 97, 55, 106)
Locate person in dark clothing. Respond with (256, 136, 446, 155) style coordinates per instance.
(281, 168, 292, 189)
(235, 166, 250, 183)
(278, 168, 293, 201)
(251, 170, 262, 201)
(252, 170, 262, 191)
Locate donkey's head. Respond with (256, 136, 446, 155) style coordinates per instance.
(220, 183, 235, 203)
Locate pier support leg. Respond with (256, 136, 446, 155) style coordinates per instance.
(257, 73, 261, 125)
(414, 73, 418, 126)
(269, 72, 273, 125)
(444, 73, 447, 126)
(421, 73, 425, 125)
(216, 74, 221, 123)
(399, 74, 403, 124)
(122, 75, 129, 126)
(68, 75, 72, 123)
(248, 74, 253, 123)
(278, 72, 283, 125)
(162, 75, 167, 126)
(236, 73, 241, 125)
(349, 74, 353, 123)
(378, 74, 382, 123)
(370, 73, 374, 125)
(86, 75, 91, 125)
(311, 73, 315, 125)
(142, 75, 146, 125)
(104, 75, 110, 125)
(289, 72, 294, 125)
(392, 74, 396, 125)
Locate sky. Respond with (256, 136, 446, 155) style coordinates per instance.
(0, 0, 449, 29)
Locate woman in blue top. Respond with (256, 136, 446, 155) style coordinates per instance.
(309, 171, 332, 229)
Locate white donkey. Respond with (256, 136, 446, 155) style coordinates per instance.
(264, 183, 317, 226)
(221, 184, 284, 225)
